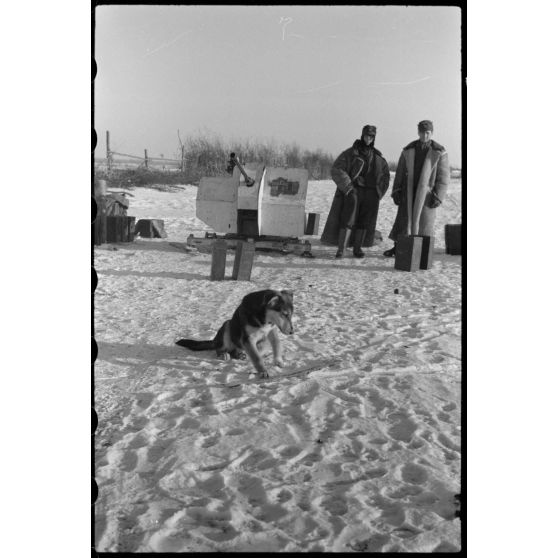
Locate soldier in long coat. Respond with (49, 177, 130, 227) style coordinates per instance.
(383, 120, 450, 256)
(320, 125, 390, 258)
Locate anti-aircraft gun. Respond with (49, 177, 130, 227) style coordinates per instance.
(186, 153, 320, 256)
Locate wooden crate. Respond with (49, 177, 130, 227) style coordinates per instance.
(232, 240, 256, 281)
(93, 197, 107, 245)
(94, 216, 106, 245)
(105, 216, 136, 243)
(445, 224, 462, 255)
(135, 219, 167, 238)
(394, 235, 423, 272)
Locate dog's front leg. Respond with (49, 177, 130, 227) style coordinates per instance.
(268, 327, 284, 367)
(244, 338, 268, 378)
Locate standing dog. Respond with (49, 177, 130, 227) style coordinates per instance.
(176, 289, 294, 378)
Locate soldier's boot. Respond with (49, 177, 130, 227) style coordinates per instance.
(352, 229, 366, 258)
(335, 228, 350, 258)
(383, 243, 397, 257)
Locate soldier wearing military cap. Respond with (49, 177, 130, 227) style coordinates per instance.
(320, 125, 390, 258)
(383, 120, 450, 257)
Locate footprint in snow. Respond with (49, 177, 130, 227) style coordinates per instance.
(386, 484, 423, 499)
(408, 438, 425, 450)
(404, 328, 420, 339)
(367, 388, 395, 413)
(235, 448, 277, 471)
(235, 473, 288, 522)
(376, 375, 392, 387)
(437, 411, 452, 423)
(179, 417, 200, 430)
(224, 427, 245, 436)
(127, 432, 149, 450)
(134, 392, 156, 410)
(332, 378, 360, 390)
(344, 407, 361, 419)
(347, 533, 390, 552)
(395, 377, 412, 390)
(378, 499, 406, 526)
(366, 467, 388, 479)
(121, 415, 148, 434)
(413, 491, 439, 507)
(156, 406, 185, 421)
(273, 488, 293, 503)
(321, 495, 348, 516)
(387, 411, 418, 443)
(276, 445, 303, 459)
(363, 447, 380, 461)
(444, 449, 460, 461)
(437, 433, 460, 452)
(196, 432, 220, 449)
(399, 462, 429, 485)
(301, 452, 322, 466)
(147, 438, 176, 463)
(120, 449, 139, 472)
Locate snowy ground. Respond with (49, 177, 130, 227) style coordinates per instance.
(94, 176, 462, 552)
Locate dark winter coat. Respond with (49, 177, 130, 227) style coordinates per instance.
(321, 140, 390, 246)
(388, 140, 450, 241)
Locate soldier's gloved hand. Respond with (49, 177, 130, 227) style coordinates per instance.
(392, 190, 403, 206)
(426, 192, 441, 208)
(353, 176, 365, 187)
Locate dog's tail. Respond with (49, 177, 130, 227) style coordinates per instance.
(176, 339, 216, 351)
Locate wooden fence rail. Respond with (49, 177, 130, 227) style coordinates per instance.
(94, 158, 183, 171)
(100, 131, 184, 171)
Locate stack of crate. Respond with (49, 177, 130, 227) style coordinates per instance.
(93, 183, 135, 245)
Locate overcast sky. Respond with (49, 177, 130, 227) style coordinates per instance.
(95, 5, 461, 166)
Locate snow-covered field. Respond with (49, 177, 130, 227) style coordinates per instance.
(94, 177, 462, 552)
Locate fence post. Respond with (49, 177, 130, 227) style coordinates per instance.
(144, 149, 149, 169)
(106, 130, 112, 172)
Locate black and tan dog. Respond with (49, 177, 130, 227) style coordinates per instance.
(176, 289, 294, 378)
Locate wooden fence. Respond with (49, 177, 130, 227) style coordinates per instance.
(95, 131, 184, 172)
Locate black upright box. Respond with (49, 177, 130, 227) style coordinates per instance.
(210, 239, 228, 281)
(395, 235, 423, 271)
(417, 235, 434, 269)
(232, 240, 256, 281)
(445, 224, 462, 255)
(304, 213, 320, 235)
(135, 219, 167, 238)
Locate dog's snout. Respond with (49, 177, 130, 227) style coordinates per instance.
(282, 322, 294, 335)
(281, 313, 294, 335)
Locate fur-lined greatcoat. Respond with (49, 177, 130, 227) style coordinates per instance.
(321, 140, 390, 246)
(388, 140, 450, 241)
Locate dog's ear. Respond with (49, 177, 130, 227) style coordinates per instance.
(280, 290, 293, 301)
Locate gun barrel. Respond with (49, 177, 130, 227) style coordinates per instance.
(232, 155, 255, 187)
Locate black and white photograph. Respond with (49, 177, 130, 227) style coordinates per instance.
(93, 4, 462, 553)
